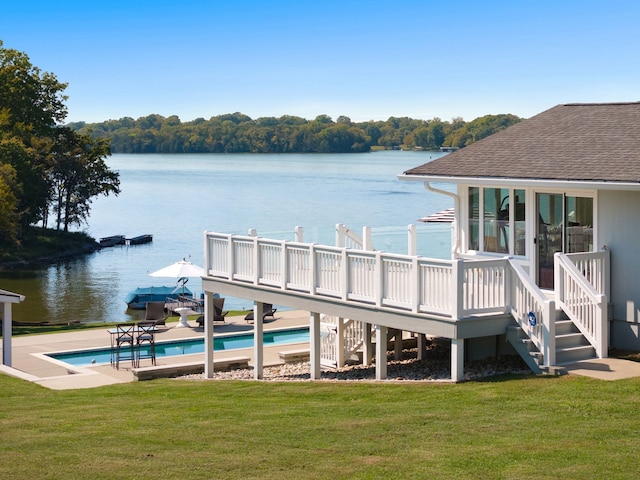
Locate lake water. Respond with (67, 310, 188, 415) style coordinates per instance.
(1, 151, 453, 324)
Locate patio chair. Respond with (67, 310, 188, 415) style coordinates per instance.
(196, 297, 229, 327)
(135, 321, 156, 367)
(145, 301, 168, 327)
(244, 303, 277, 323)
(113, 323, 136, 370)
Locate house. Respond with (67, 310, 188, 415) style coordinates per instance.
(201, 102, 640, 381)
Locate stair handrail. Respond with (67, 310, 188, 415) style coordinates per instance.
(555, 252, 608, 358)
(506, 258, 556, 366)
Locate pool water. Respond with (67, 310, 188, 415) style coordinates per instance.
(47, 327, 310, 367)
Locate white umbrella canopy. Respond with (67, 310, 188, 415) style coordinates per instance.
(149, 258, 204, 279)
(149, 258, 204, 297)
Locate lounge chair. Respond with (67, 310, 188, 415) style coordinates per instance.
(244, 303, 277, 323)
(196, 297, 229, 326)
(144, 301, 169, 327)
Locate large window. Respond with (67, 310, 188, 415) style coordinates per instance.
(468, 187, 526, 256)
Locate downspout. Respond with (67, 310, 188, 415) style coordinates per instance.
(425, 182, 461, 256)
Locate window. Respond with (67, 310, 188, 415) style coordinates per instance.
(468, 187, 526, 256)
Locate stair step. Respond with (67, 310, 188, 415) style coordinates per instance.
(556, 332, 589, 348)
(556, 345, 596, 364)
(555, 319, 578, 335)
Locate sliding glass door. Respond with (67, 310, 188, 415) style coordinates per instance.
(536, 193, 593, 289)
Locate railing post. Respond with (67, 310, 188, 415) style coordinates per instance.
(451, 259, 464, 319)
(596, 293, 608, 358)
(375, 251, 383, 307)
(543, 299, 556, 366)
(280, 241, 288, 290)
(253, 236, 259, 285)
(603, 247, 611, 300)
(554, 252, 562, 305)
(408, 224, 416, 256)
(228, 235, 235, 280)
(309, 244, 317, 295)
(411, 256, 419, 313)
(203, 231, 209, 277)
(295, 226, 304, 243)
(336, 224, 344, 247)
(341, 249, 348, 301)
(363, 226, 372, 251)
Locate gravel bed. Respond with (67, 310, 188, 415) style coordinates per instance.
(174, 340, 531, 382)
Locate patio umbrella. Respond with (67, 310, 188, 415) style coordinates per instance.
(149, 258, 204, 296)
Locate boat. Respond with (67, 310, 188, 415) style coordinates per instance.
(126, 234, 153, 245)
(124, 285, 193, 310)
(99, 235, 126, 247)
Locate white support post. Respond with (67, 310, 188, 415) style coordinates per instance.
(336, 317, 345, 367)
(375, 325, 388, 380)
(3, 303, 12, 366)
(203, 292, 214, 378)
(451, 338, 464, 382)
(363, 323, 373, 366)
(408, 224, 417, 256)
(295, 226, 304, 243)
(253, 302, 264, 379)
(310, 312, 321, 379)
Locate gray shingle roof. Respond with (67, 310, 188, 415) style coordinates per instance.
(403, 102, 640, 184)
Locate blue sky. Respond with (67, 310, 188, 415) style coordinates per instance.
(2, 0, 639, 124)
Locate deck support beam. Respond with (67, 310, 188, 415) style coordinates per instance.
(417, 333, 427, 360)
(362, 323, 373, 366)
(310, 312, 321, 379)
(203, 292, 214, 378)
(253, 302, 264, 379)
(394, 329, 403, 360)
(451, 338, 464, 382)
(376, 325, 388, 380)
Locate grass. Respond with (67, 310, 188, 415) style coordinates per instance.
(1, 373, 639, 479)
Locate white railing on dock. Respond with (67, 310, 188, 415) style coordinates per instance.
(555, 252, 608, 358)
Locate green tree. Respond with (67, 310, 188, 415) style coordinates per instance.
(0, 162, 18, 245)
(49, 128, 120, 232)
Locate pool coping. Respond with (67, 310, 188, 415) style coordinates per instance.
(0, 310, 312, 390)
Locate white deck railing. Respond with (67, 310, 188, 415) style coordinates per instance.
(204, 232, 609, 367)
(206, 232, 514, 318)
(555, 252, 609, 358)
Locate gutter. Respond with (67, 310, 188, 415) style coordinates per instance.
(424, 182, 460, 256)
(400, 174, 640, 191)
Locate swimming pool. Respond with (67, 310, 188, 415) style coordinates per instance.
(47, 327, 310, 367)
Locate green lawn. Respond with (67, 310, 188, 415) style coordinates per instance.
(0, 373, 639, 479)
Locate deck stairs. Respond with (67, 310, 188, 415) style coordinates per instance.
(507, 309, 597, 374)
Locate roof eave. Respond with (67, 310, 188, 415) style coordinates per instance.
(398, 174, 640, 191)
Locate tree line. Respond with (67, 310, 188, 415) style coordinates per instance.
(0, 41, 120, 247)
(69, 112, 522, 154)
